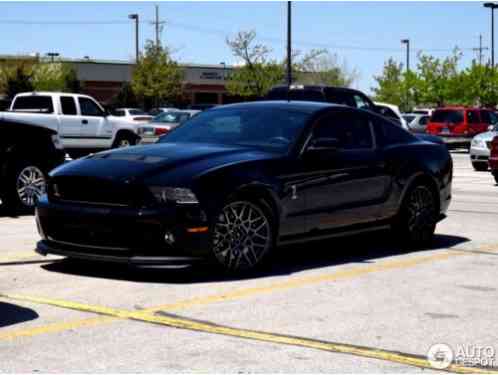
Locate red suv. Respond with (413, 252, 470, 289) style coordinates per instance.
(489, 136, 498, 183)
(426, 107, 492, 148)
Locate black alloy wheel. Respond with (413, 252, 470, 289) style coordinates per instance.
(212, 200, 274, 272)
(395, 184, 437, 245)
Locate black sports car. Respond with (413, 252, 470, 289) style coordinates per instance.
(36, 101, 452, 272)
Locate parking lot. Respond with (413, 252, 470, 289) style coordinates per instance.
(1, 151, 498, 373)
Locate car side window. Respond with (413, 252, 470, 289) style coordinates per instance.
(490, 112, 498, 125)
(79, 98, 104, 117)
(60, 96, 77, 115)
(467, 110, 480, 124)
(312, 111, 373, 150)
(353, 94, 372, 110)
(419, 116, 429, 125)
(112, 110, 125, 117)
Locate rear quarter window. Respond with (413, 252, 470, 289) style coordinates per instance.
(374, 117, 415, 147)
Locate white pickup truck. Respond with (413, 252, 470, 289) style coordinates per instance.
(0, 92, 144, 158)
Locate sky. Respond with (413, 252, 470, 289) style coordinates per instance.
(0, 1, 493, 94)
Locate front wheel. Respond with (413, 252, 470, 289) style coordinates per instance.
(1, 160, 47, 213)
(211, 200, 274, 272)
(393, 184, 437, 245)
(472, 162, 488, 172)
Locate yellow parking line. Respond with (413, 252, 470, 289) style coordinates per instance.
(1, 244, 497, 344)
(1, 292, 495, 374)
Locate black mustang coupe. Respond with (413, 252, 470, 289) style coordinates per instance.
(36, 101, 452, 272)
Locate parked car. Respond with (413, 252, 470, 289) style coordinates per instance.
(402, 113, 430, 134)
(426, 107, 494, 148)
(470, 123, 498, 171)
(36, 101, 452, 273)
(111, 108, 153, 123)
(489, 136, 498, 183)
(374, 102, 408, 129)
(0, 119, 65, 212)
(148, 107, 179, 116)
(267, 84, 378, 112)
(137, 110, 200, 144)
(0, 92, 143, 158)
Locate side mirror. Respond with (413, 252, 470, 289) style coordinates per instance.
(308, 137, 339, 152)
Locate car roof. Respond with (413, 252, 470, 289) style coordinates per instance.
(269, 84, 365, 95)
(210, 100, 342, 114)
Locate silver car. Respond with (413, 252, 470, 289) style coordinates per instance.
(137, 110, 200, 144)
(470, 124, 498, 171)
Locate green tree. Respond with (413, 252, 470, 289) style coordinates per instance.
(111, 82, 139, 108)
(226, 30, 284, 98)
(415, 49, 462, 107)
(32, 62, 80, 92)
(459, 62, 498, 107)
(371, 58, 405, 107)
(131, 40, 184, 107)
(294, 49, 357, 87)
(4, 63, 33, 100)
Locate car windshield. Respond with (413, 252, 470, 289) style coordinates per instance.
(128, 109, 147, 115)
(402, 115, 416, 123)
(152, 112, 185, 123)
(158, 107, 311, 154)
(431, 110, 464, 123)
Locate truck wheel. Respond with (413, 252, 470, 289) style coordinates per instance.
(472, 162, 488, 171)
(114, 134, 137, 148)
(2, 160, 47, 213)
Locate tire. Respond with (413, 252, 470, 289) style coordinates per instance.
(1, 159, 47, 213)
(494, 174, 498, 184)
(210, 199, 275, 273)
(113, 133, 137, 148)
(472, 162, 488, 171)
(392, 183, 438, 246)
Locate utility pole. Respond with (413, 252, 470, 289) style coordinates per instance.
(286, 1, 292, 87)
(472, 34, 489, 65)
(151, 4, 166, 47)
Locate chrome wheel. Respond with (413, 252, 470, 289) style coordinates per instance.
(406, 185, 436, 241)
(213, 201, 272, 271)
(16, 166, 46, 207)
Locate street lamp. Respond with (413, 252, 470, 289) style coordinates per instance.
(220, 62, 226, 80)
(46, 52, 59, 63)
(401, 39, 410, 72)
(484, 3, 498, 67)
(128, 14, 139, 63)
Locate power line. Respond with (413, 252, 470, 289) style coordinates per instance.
(0, 18, 479, 53)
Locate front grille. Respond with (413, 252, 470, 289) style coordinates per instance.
(48, 176, 152, 207)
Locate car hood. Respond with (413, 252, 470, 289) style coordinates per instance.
(473, 130, 498, 141)
(51, 143, 281, 183)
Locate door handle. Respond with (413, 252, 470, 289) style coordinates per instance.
(82, 119, 88, 125)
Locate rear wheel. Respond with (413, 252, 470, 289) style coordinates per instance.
(393, 184, 437, 245)
(1, 160, 47, 213)
(472, 162, 488, 171)
(211, 200, 274, 273)
(494, 174, 498, 184)
(113, 133, 137, 148)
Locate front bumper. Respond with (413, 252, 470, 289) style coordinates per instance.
(470, 146, 490, 164)
(35, 195, 212, 265)
(435, 136, 472, 148)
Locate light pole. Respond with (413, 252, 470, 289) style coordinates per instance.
(484, 3, 498, 67)
(286, 1, 292, 87)
(128, 14, 139, 63)
(401, 39, 410, 72)
(46, 52, 59, 63)
(220, 62, 226, 80)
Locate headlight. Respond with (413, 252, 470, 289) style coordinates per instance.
(471, 138, 485, 148)
(51, 134, 64, 150)
(149, 187, 199, 204)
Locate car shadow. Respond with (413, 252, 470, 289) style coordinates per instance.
(40, 231, 469, 284)
(0, 302, 39, 328)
